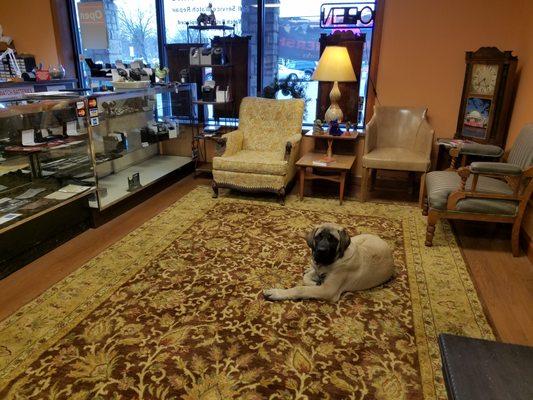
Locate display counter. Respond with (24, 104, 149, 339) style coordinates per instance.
(0, 79, 78, 100)
(0, 85, 193, 277)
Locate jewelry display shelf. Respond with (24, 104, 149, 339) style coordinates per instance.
(88, 155, 191, 210)
(193, 100, 234, 105)
(188, 64, 234, 68)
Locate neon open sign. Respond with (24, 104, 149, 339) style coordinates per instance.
(320, 2, 375, 29)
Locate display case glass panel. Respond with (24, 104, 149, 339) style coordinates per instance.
(0, 97, 95, 232)
(87, 86, 191, 210)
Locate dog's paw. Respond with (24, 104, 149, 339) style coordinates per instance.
(263, 288, 286, 301)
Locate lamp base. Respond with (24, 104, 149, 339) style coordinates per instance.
(324, 81, 343, 123)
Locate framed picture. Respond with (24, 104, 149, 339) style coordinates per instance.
(461, 97, 492, 139)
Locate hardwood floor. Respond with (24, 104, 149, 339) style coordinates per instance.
(0, 174, 531, 346)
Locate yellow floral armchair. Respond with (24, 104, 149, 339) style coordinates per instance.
(212, 97, 305, 203)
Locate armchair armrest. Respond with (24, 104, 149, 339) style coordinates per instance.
(285, 133, 302, 161)
(364, 115, 377, 154)
(219, 130, 244, 157)
(460, 143, 504, 158)
(446, 166, 523, 210)
(415, 118, 435, 160)
(470, 162, 522, 176)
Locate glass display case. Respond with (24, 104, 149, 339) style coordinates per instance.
(0, 95, 95, 233)
(0, 86, 192, 233)
(87, 86, 191, 210)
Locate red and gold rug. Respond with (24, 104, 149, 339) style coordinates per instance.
(0, 187, 492, 399)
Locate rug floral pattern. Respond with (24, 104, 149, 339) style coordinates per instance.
(0, 188, 493, 399)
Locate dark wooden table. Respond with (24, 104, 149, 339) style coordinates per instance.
(439, 334, 533, 400)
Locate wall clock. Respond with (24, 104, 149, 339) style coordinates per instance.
(455, 47, 517, 147)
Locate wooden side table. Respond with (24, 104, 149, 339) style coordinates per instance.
(296, 152, 356, 204)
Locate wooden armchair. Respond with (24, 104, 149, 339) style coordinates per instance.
(420, 124, 533, 256)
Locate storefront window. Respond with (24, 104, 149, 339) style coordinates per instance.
(73, 0, 159, 84)
(265, 0, 376, 126)
(69, 0, 376, 125)
(164, 0, 258, 96)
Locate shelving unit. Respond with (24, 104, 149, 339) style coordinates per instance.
(88, 155, 190, 209)
(86, 86, 193, 210)
(193, 100, 234, 105)
(185, 25, 239, 176)
(186, 23, 235, 44)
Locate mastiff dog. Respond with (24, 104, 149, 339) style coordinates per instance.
(263, 222, 394, 302)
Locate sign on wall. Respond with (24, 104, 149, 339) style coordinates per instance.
(77, 1, 109, 50)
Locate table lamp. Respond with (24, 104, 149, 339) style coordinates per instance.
(312, 46, 356, 123)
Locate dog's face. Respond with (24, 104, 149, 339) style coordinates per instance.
(305, 223, 351, 266)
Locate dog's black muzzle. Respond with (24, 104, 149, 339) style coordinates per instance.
(313, 240, 337, 265)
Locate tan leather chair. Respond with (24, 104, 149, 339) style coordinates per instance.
(362, 106, 435, 201)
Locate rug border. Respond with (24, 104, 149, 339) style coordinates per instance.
(449, 223, 502, 342)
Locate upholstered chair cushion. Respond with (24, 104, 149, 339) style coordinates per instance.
(372, 106, 429, 150)
(363, 147, 431, 171)
(425, 171, 518, 215)
(213, 150, 288, 176)
(238, 97, 305, 153)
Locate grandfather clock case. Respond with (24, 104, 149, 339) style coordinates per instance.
(455, 47, 517, 147)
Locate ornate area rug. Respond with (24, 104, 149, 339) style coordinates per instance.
(0, 187, 493, 399)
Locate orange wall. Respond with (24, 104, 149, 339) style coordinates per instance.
(376, 0, 528, 140)
(0, 0, 59, 67)
(504, 1, 533, 239)
(507, 1, 533, 147)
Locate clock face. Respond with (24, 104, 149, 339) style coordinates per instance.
(470, 64, 499, 96)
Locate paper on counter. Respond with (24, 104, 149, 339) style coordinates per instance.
(45, 185, 90, 200)
(15, 187, 46, 200)
(66, 121, 78, 136)
(21, 129, 38, 146)
(45, 191, 77, 200)
(0, 213, 21, 225)
(19, 199, 51, 210)
(58, 184, 90, 193)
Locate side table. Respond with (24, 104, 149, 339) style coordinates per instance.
(296, 152, 356, 204)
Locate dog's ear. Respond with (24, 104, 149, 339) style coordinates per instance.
(338, 228, 351, 258)
(305, 228, 317, 249)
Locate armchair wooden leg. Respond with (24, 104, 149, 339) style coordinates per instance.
(419, 172, 427, 214)
(370, 169, 377, 191)
(277, 188, 286, 206)
(511, 220, 521, 257)
(425, 211, 439, 247)
(212, 181, 219, 198)
(422, 199, 429, 216)
(361, 167, 369, 202)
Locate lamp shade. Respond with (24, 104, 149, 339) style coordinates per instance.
(312, 46, 357, 82)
